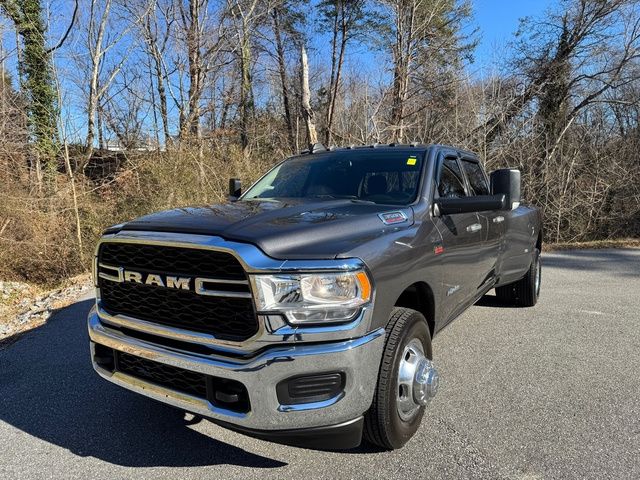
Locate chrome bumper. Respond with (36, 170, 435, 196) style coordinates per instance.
(88, 307, 385, 430)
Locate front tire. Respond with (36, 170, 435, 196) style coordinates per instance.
(364, 307, 437, 450)
(496, 248, 541, 307)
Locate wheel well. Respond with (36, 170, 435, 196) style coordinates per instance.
(394, 282, 435, 337)
(537, 230, 543, 252)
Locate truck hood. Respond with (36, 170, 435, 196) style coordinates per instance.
(118, 199, 415, 259)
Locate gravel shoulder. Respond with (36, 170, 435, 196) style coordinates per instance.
(0, 249, 639, 479)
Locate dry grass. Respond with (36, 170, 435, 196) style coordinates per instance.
(545, 238, 640, 251)
(0, 146, 277, 285)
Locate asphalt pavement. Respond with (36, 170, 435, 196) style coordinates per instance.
(1, 249, 639, 479)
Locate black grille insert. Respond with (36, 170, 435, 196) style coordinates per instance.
(118, 350, 208, 398)
(97, 242, 258, 341)
(98, 348, 250, 413)
(99, 243, 246, 279)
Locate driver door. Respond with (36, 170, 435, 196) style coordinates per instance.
(432, 156, 485, 323)
(459, 157, 502, 293)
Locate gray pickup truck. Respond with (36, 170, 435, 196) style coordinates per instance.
(88, 144, 542, 450)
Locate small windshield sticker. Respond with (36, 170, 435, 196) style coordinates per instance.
(379, 211, 408, 225)
(407, 156, 417, 166)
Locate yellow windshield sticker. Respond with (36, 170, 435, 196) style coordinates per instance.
(407, 156, 417, 166)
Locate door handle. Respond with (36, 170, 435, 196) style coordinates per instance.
(493, 216, 505, 223)
(466, 223, 482, 233)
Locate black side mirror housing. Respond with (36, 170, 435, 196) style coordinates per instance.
(228, 178, 242, 201)
(490, 169, 521, 210)
(435, 194, 507, 216)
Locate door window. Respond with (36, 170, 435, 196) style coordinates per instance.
(437, 158, 466, 198)
(461, 160, 490, 196)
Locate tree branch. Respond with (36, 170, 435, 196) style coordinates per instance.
(45, 0, 78, 54)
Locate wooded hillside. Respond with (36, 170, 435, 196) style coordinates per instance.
(0, 0, 639, 283)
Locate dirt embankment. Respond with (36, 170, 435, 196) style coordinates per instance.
(0, 274, 91, 340)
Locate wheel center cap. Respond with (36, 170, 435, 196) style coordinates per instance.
(413, 358, 439, 406)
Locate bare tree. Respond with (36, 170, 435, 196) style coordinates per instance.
(175, 0, 228, 146)
(477, 0, 640, 147)
(136, 0, 174, 147)
(227, 0, 268, 153)
(271, 3, 295, 150)
(380, 0, 474, 142)
(318, 0, 373, 145)
(84, 0, 144, 161)
(300, 43, 317, 145)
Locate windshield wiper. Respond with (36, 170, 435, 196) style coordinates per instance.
(309, 194, 375, 204)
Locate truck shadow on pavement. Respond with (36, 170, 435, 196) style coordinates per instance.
(0, 298, 287, 469)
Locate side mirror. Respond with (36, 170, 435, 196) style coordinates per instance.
(228, 178, 242, 201)
(435, 194, 507, 215)
(490, 169, 520, 210)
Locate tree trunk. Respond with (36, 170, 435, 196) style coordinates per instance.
(155, 55, 170, 146)
(389, 0, 415, 143)
(141, 6, 171, 147)
(85, 0, 112, 164)
(186, 0, 201, 140)
(325, 9, 339, 145)
(97, 100, 105, 149)
(179, 0, 203, 145)
(1, 0, 58, 184)
(390, 58, 408, 142)
(239, 16, 253, 154)
(272, 7, 295, 151)
(220, 81, 234, 130)
(86, 73, 97, 155)
(325, 3, 348, 146)
(300, 44, 317, 145)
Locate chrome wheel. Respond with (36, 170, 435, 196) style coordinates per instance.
(396, 338, 439, 422)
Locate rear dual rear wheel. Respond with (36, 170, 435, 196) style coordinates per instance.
(495, 248, 541, 307)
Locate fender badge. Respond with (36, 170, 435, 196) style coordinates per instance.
(378, 211, 408, 225)
(446, 285, 460, 296)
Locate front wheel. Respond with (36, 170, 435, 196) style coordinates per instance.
(363, 307, 439, 450)
(496, 248, 541, 307)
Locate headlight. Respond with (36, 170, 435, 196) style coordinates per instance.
(250, 271, 372, 324)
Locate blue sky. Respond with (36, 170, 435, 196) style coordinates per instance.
(472, 0, 555, 71)
(327, 0, 557, 83)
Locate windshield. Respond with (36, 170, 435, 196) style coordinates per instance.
(242, 150, 425, 206)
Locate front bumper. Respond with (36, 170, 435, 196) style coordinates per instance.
(88, 307, 385, 433)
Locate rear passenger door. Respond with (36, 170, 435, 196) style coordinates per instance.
(459, 157, 503, 291)
(432, 155, 484, 323)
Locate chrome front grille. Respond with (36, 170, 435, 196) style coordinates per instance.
(97, 242, 259, 341)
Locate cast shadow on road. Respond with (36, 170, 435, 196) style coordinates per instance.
(0, 299, 287, 469)
(474, 294, 513, 308)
